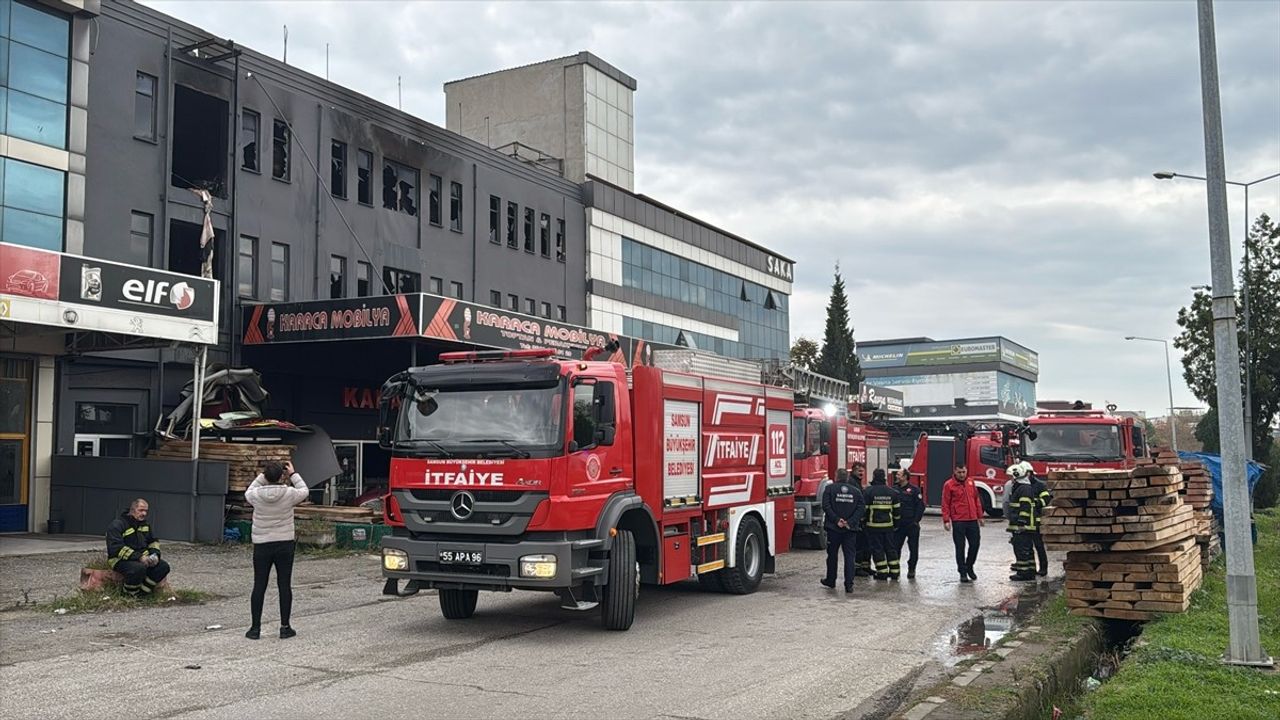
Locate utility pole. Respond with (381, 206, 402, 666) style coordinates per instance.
(1195, 0, 1270, 667)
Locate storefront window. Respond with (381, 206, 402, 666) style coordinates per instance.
(0, 357, 33, 509)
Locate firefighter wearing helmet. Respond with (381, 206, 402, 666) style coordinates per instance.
(1004, 461, 1045, 581)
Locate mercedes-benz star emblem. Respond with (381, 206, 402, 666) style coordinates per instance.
(450, 491, 476, 520)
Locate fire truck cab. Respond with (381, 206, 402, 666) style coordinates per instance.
(377, 348, 795, 631)
(1020, 408, 1149, 475)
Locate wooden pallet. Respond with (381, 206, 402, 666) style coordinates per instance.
(149, 441, 297, 492)
(1043, 466, 1194, 552)
(227, 502, 379, 523)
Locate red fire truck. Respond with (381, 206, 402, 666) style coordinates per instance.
(377, 348, 795, 630)
(902, 426, 1015, 517)
(1020, 407, 1149, 474)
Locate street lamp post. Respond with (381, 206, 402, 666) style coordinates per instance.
(1125, 336, 1178, 452)
(1154, 168, 1280, 461)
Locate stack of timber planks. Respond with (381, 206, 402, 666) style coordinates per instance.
(225, 502, 379, 523)
(1176, 456, 1220, 565)
(149, 440, 295, 497)
(1042, 462, 1203, 620)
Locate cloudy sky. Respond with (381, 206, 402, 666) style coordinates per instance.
(146, 0, 1280, 417)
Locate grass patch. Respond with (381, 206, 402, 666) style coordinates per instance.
(1031, 593, 1093, 639)
(1080, 509, 1280, 720)
(36, 587, 218, 615)
(951, 685, 1021, 710)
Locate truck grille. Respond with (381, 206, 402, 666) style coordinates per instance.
(409, 490, 533, 503)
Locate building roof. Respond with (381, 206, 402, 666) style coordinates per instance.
(444, 51, 638, 91)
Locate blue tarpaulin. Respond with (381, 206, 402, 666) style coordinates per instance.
(1177, 451, 1265, 512)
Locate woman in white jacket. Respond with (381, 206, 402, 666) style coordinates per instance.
(244, 460, 309, 639)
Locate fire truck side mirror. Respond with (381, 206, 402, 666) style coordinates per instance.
(596, 425, 616, 446)
(377, 377, 407, 450)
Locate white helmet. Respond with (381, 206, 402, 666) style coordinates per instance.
(1007, 461, 1034, 480)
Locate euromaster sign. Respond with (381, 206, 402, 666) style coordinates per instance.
(243, 293, 671, 368)
(858, 337, 1038, 374)
(0, 242, 218, 344)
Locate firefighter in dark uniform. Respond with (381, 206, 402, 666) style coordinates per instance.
(1005, 462, 1040, 581)
(893, 470, 926, 579)
(849, 464, 874, 577)
(1029, 466, 1052, 576)
(106, 498, 170, 596)
(820, 468, 866, 593)
(863, 468, 903, 580)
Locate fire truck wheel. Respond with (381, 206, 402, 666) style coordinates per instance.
(722, 516, 765, 595)
(438, 588, 479, 620)
(601, 529, 638, 631)
(696, 570, 725, 593)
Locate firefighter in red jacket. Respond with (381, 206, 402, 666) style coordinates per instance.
(105, 498, 170, 596)
(941, 466, 984, 583)
(863, 469, 903, 580)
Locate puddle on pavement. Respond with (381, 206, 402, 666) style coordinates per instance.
(938, 585, 1059, 664)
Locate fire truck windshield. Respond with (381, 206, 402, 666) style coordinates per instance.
(1022, 423, 1122, 461)
(396, 384, 564, 456)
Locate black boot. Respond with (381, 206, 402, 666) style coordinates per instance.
(820, 577, 836, 589)
(245, 627, 260, 640)
(966, 566, 977, 581)
(907, 565, 917, 580)
(959, 568, 972, 583)
(279, 626, 296, 639)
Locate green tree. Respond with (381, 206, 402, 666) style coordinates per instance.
(789, 337, 820, 371)
(1174, 213, 1280, 464)
(815, 266, 863, 388)
(1194, 408, 1220, 454)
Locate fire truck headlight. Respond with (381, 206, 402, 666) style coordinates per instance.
(383, 548, 409, 571)
(519, 554, 557, 579)
(795, 506, 807, 520)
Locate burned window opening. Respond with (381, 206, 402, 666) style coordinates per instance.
(450, 182, 463, 232)
(330, 255, 346, 299)
(428, 175, 442, 226)
(272, 119, 291, 181)
(357, 261, 373, 296)
(539, 213, 551, 257)
(241, 109, 260, 172)
(555, 218, 566, 262)
(168, 219, 222, 280)
(383, 160, 419, 216)
(331, 140, 347, 198)
(488, 195, 501, 244)
(357, 150, 373, 205)
(172, 85, 229, 198)
(523, 208, 535, 253)
(383, 266, 420, 294)
(506, 201, 518, 248)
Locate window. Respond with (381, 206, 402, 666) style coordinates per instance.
(541, 302, 551, 319)
(507, 293, 518, 311)
(74, 403, 137, 458)
(383, 266, 420, 294)
(489, 290, 502, 307)
(573, 384, 596, 449)
(357, 150, 373, 205)
(428, 276, 443, 294)
(238, 236, 257, 298)
(240, 110, 260, 171)
(450, 281, 463, 299)
(506, 201, 518, 248)
(382, 159, 418, 216)
(525, 298, 536, 315)
(4, 2, 70, 150)
(269, 242, 290, 301)
(330, 255, 346, 299)
(450, 181, 463, 232)
(523, 208, 535, 253)
(428, 175, 442, 226)
(488, 195, 500, 244)
(272, 119, 290, 181)
(0, 158, 65, 250)
(978, 445, 1008, 469)
(357, 261, 373, 297)
(556, 219, 566, 262)
(539, 213, 551, 257)
(331, 140, 347, 198)
(126, 211, 153, 266)
(134, 72, 157, 141)
(172, 85, 229, 197)
(556, 305, 566, 322)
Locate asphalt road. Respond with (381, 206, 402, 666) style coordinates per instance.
(1, 517, 1061, 720)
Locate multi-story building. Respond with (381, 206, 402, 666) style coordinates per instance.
(1, 0, 794, 533)
(446, 53, 794, 361)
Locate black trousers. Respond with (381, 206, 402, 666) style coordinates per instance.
(251, 540, 296, 627)
(951, 520, 981, 573)
(1031, 531, 1048, 573)
(824, 528, 858, 588)
(867, 529, 900, 578)
(895, 523, 921, 572)
(1010, 531, 1036, 575)
(855, 530, 873, 575)
(115, 558, 170, 595)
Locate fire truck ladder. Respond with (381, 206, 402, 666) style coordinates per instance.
(759, 360, 850, 407)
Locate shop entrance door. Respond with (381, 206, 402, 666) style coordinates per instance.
(0, 357, 33, 532)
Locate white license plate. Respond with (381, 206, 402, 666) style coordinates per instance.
(440, 549, 483, 565)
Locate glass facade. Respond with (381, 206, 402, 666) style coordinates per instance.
(2, 0, 69, 150)
(1, 156, 64, 250)
(619, 237, 788, 359)
(583, 65, 633, 189)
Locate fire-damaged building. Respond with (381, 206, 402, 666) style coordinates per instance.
(0, 0, 794, 533)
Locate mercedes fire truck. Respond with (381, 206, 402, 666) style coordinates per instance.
(377, 348, 796, 631)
